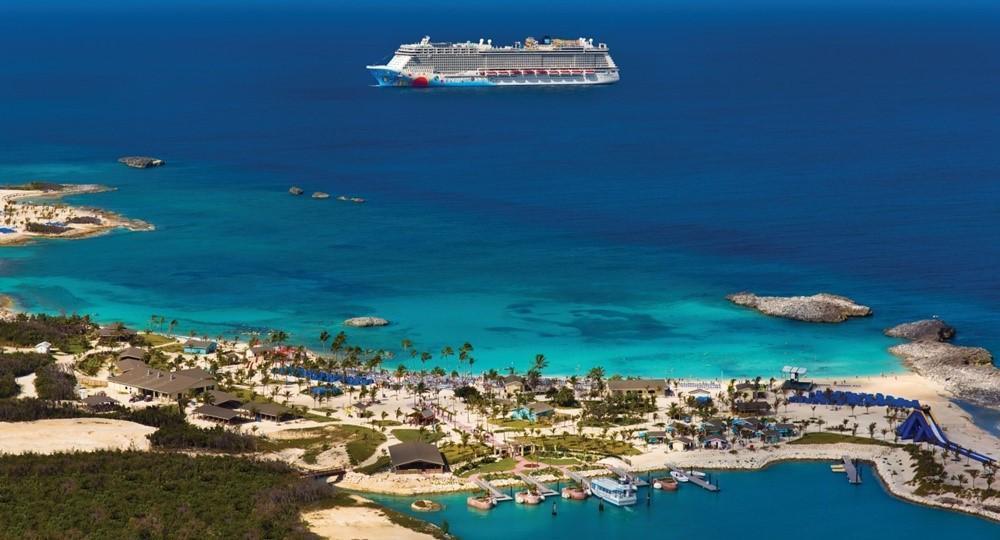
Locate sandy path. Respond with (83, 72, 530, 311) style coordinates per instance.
(14, 373, 37, 398)
(303, 496, 438, 540)
(0, 418, 155, 454)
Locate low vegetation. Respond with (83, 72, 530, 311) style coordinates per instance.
(0, 451, 333, 539)
(0, 351, 55, 398)
(0, 313, 93, 353)
(33, 364, 77, 400)
(516, 434, 640, 457)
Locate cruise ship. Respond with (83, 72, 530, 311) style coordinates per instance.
(366, 36, 619, 87)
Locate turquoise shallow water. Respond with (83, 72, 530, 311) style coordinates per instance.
(0, 1, 998, 378)
(367, 462, 999, 537)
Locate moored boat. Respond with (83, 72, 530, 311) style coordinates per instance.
(653, 477, 679, 491)
(670, 471, 689, 483)
(589, 477, 637, 506)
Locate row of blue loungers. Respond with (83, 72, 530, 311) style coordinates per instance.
(272, 365, 374, 387)
(788, 390, 921, 409)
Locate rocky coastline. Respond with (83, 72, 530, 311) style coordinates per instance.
(726, 292, 872, 322)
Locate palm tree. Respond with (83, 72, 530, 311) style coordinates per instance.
(586, 366, 606, 396)
(440, 345, 454, 364)
(168, 319, 178, 336)
(319, 330, 330, 346)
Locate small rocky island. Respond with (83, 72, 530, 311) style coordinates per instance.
(118, 156, 164, 169)
(884, 319, 956, 342)
(289, 186, 304, 196)
(886, 319, 999, 406)
(343, 316, 390, 328)
(311, 192, 330, 199)
(726, 292, 872, 322)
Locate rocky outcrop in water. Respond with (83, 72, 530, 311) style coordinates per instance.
(889, 341, 999, 406)
(344, 316, 390, 328)
(885, 319, 956, 342)
(118, 156, 164, 169)
(726, 292, 872, 323)
(312, 192, 330, 199)
(289, 186, 304, 196)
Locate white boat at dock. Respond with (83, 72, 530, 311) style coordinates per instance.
(670, 471, 689, 483)
(589, 477, 637, 506)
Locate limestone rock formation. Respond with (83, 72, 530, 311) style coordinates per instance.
(726, 292, 872, 323)
(118, 156, 164, 169)
(884, 319, 956, 342)
(343, 316, 390, 328)
(890, 341, 999, 406)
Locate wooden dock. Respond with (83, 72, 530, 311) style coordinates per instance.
(563, 469, 592, 489)
(842, 456, 861, 484)
(669, 467, 719, 492)
(516, 473, 559, 497)
(605, 465, 648, 487)
(472, 478, 513, 502)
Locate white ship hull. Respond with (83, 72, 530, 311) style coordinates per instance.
(367, 35, 619, 88)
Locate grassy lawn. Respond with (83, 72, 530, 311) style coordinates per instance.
(517, 434, 640, 456)
(341, 425, 387, 465)
(439, 443, 491, 465)
(391, 428, 444, 444)
(458, 457, 517, 477)
(532, 456, 580, 466)
(489, 418, 534, 429)
(789, 431, 896, 447)
(139, 333, 178, 347)
(372, 419, 402, 427)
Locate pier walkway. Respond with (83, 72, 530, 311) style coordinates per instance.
(605, 465, 648, 487)
(842, 456, 861, 484)
(563, 469, 592, 489)
(669, 466, 719, 492)
(516, 473, 558, 497)
(472, 478, 513, 502)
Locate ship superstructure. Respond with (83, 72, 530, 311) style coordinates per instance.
(366, 36, 619, 87)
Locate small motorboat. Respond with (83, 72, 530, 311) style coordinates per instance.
(830, 464, 846, 473)
(670, 471, 689, 483)
(350, 197, 366, 204)
(653, 477, 679, 491)
(688, 470, 706, 478)
(336, 195, 350, 201)
(466, 495, 495, 510)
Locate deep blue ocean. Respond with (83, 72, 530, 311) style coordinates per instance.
(0, 0, 998, 379)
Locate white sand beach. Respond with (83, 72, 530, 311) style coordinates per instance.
(0, 184, 152, 245)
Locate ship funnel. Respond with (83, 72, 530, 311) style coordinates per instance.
(479, 38, 484, 45)
(487, 39, 492, 46)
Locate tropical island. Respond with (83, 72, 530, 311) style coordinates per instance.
(0, 302, 998, 538)
(0, 182, 152, 246)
